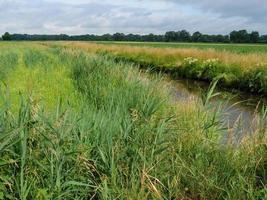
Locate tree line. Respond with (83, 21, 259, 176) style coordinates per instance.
(2, 30, 267, 43)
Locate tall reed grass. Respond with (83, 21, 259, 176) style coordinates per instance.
(0, 43, 266, 199)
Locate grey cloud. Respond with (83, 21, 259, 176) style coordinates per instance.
(0, 0, 266, 35)
(171, 0, 267, 23)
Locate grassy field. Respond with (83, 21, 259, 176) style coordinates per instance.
(59, 42, 267, 95)
(95, 41, 267, 54)
(0, 42, 266, 199)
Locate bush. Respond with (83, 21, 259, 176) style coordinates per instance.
(180, 57, 201, 78)
(243, 66, 267, 93)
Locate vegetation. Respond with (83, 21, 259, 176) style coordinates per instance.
(56, 42, 267, 95)
(230, 30, 259, 43)
(2, 32, 11, 41)
(2, 29, 267, 43)
(95, 41, 267, 54)
(0, 42, 266, 199)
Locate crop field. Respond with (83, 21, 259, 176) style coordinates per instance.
(0, 42, 266, 199)
(95, 41, 267, 54)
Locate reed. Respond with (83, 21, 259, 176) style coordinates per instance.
(0, 43, 266, 199)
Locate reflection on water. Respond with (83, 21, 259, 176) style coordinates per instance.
(169, 78, 267, 142)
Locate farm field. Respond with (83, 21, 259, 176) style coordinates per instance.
(95, 41, 267, 54)
(0, 42, 266, 199)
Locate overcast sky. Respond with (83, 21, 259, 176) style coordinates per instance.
(0, 0, 266, 35)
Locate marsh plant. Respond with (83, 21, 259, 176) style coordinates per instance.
(0, 43, 266, 199)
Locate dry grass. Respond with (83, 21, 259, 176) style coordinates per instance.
(55, 41, 267, 70)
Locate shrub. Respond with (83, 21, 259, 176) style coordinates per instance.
(180, 57, 201, 78)
(244, 67, 267, 93)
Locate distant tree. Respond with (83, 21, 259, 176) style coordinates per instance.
(238, 30, 249, 42)
(165, 30, 191, 42)
(230, 31, 238, 42)
(102, 34, 113, 41)
(230, 30, 250, 43)
(197, 34, 209, 42)
(177, 30, 191, 42)
(212, 34, 230, 43)
(125, 34, 141, 41)
(223, 35, 230, 43)
(2, 30, 265, 43)
(250, 31, 259, 43)
(259, 35, 267, 43)
(147, 33, 156, 42)
(192, 31, 202, 42)
(113, 33, 125, 41)
(2, 32, 11, 40)
(165, 31, 177, 42)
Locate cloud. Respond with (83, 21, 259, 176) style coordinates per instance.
(0, 0, 266, 35)
(173, 0, 267, 23)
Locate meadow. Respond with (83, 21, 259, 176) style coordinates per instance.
(0, 42, 266, 199)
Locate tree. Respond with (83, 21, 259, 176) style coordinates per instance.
(113, 33, 125, 41)
(2, 32, 11, 40)
(259, 35, 267, 43)
(165, 31, 177, 42)
(102, 34, 113, 41)
(177, 30, 191, 42)
(147, 33, 156, 42)
(1, 30, 265, 43)
(250, 31, 259, 43)
(192, 31, 202, 42)
(230, 30, 250, 43)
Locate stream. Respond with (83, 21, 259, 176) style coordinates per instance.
(169, 78, 267, 143)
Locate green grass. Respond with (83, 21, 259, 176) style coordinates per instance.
(95, 41, 267, 54)
(107, 51, 266, 94)
(0, 43, 266, 199)
(63, 42, 267, 95)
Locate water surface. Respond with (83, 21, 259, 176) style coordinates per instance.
(169, 78, 267, 142)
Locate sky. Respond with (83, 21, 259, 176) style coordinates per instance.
(0, 0, 266, 35)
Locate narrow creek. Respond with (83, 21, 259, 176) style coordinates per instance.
(169, 78, 267, 143)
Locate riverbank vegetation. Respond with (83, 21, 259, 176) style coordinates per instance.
(0, 43, 266, 199)
(58, 42, 267, 95)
